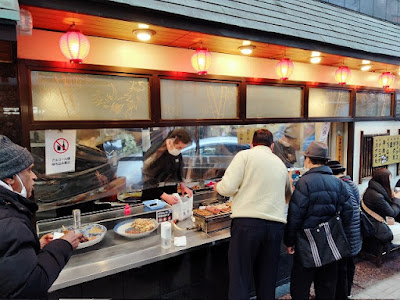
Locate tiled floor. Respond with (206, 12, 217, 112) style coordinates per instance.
(352, 271, 400, 299)
(278, 250, 400, 299)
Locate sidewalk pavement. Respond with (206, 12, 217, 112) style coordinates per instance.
(278, 250, 400, 299)
(351, 250, 400, 299)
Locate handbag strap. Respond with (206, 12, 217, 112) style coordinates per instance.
(361, 199, 385, 223)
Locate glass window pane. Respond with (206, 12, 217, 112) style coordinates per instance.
(31, 71, 150, 121)
(246, 85, 302, 118)
(396, 93, 400, 118)
(308, 88, 350, 117)
(160, 79, 238, 119)
(356, 92, 391, 117)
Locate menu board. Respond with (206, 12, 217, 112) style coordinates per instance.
(372, 135, 400, 167)
(237, 128, 257, 145)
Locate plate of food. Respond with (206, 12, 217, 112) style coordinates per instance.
(55, 224, 107, 249)
(113, 218, 158, 238)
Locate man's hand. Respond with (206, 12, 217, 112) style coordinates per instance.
(180, 183, 193, 197)
(161, 193, 180, 205)
(286, 246, 295, 255)
(212, 182, 218, 191)
(39, 233, 54, 249)
(61, 231, 84, 250)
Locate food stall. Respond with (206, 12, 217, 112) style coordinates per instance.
(13, 5, 398, 297)
(37, 186, 243, 299)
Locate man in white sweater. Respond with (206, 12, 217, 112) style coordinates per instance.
(215, 129, 292, 300)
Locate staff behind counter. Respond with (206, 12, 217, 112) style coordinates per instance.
(141, 129, 193, 205)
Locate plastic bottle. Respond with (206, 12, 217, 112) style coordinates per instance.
(124, 204, 131, 216)
(292, 171, 300, 187)
(161, 221, 172, 249)
(72, 209, 81, 229)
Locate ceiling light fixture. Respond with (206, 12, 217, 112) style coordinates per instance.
(361, 65, 371, 71)
(133, 29, 156, 41)
(310, 56, 322, 64)
(362, 60, 371, 65)
(238, 45, 255, 55)
(311, 51, 321, 57)
(138, 23, 150, 29)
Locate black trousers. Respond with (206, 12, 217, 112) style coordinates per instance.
(336, 256, 356, 299)
(228, 218, 284, 300)
(290, 256, 338, 300)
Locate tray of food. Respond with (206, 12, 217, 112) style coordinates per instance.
(193, 202, 232, 233)
(193, 202, 232, 218)
(117, 190, 142, 203)
(54, 224, 107, 249)
(113, 218, 158, 238)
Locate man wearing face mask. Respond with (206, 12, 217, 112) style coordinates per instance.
(0, 135, 83, 299)
(141, 129, 193, 204)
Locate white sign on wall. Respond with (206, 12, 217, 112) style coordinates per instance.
(319, 122, 331, 143)
(45, 130, 76, 175)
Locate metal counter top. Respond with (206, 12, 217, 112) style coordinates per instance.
(49, 225, 230, 292)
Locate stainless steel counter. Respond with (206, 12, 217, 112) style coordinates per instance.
(49, 225, 230, 292)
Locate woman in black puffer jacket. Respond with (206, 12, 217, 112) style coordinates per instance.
(363, 168, 400, 222)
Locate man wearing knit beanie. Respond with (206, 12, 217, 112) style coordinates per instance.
(0, 135, 83, 298)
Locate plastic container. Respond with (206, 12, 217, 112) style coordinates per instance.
(143, 199, 167, 210)
(124, 204, 131, 215)
(161, 221, 172, 249)
(72, 209, 81, 229)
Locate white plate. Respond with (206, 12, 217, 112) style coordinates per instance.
(55, 224, 107, 249)
(113, 218, 158, 238)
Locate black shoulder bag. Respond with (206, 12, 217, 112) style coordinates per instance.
(295, 212, 351, 268)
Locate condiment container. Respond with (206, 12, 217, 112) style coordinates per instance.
(72, 209, 81, 229)
(161, 221, 172, 249)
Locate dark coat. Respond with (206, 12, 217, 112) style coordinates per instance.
(142, 148, 184, 200)
(284, 166, 353, 247)
(363, 179, 400, 219)
(340, 175, 362, 256)
(273, 140, 296, 168)
(0, 187, 73, 299)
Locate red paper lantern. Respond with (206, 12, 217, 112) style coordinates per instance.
(379, 72, 395, 88)
(276, 58, 294, 80)
(59, 27, 90, 63)
(191, 48, 211, 75)
(335, 66, 351, 85)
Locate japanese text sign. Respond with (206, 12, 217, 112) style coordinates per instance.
(372, 135, 400, 167)
(45, 130, 76, 175)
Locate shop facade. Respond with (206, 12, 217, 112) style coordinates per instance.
(1, 0, 400, 297)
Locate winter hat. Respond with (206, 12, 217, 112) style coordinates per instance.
(304, 141, 329, 160)
(326, 160, 346, 175)
(0, 135, 34, 179)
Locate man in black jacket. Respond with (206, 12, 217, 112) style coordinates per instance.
(0, 135, 83, 298)
(284, 142, 353, 300)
